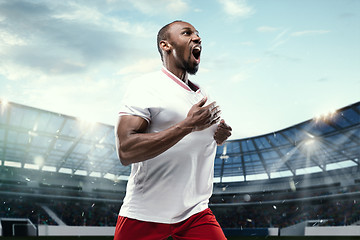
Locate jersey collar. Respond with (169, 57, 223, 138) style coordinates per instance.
(161, 67, 200, 92)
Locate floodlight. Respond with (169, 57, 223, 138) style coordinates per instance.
(220, 143, 228, 159)
(222, 144, 227, 155)
(104, 173, 116, 181)
(4, 161, 21, 168)
(42, 166, 57, 172)
(24, 163, 39, 170)
(74, 170, 87, 176)
(305, 138, 315, 146)
(118, 175, 129, 181)
(0, 98, 9, 114)
(220, 155, 229, 160)
(306, 133, 314, 138)
(95, 144, 104, 149)
(1, 98, 8, 105)
(28, 130, 38, 137)
(34, 155, 44, 167)
(314, 108, 338, 122)
(89, 171, 102, 177)
(327, 109, 337, 116)
(76, 117, 97, 132)
(32, 123, 38, 132)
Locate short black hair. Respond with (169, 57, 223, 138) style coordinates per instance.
(157, 20, 183, 62)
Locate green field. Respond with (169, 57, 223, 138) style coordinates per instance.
(0, 236, 359, 240)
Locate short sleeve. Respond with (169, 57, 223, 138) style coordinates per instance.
(118, 77, 156, 123)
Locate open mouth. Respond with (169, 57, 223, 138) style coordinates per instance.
(192, 46, 201, 63)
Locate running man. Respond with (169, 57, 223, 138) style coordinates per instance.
(114, 20, 232, 240)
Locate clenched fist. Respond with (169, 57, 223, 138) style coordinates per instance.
(214, 119, 232, 145)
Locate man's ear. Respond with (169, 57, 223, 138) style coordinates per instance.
(160, 40, 171, 52)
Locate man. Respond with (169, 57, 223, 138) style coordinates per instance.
(114, 20, 232, 240)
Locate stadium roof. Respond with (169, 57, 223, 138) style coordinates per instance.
(215, 101, 360, 182)
(0, 100, 359, 182)
(0, 100, 130, 180)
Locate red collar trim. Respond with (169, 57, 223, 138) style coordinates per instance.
(161, 67, 199, 92)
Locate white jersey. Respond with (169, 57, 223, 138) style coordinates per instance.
(118, 67, 217, 224)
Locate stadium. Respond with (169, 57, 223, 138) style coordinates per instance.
(0, 99, 359, 239)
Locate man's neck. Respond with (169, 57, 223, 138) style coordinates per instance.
(162, 67, 199, 92)
(163, 63, 188, 84)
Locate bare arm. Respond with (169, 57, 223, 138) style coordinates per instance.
(116, 97, 220, 166)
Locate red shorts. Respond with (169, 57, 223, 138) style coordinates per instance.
(113, 208, 227, 240)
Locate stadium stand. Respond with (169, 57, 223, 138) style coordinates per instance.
(0, 100, 359, 236)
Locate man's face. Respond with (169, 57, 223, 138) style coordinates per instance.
(166, 21, 202, 75)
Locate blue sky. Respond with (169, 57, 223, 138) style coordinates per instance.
(0, 0, 359, 139)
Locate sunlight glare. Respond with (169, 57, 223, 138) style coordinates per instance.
(314, 108, 338, 122)
(0, 98, 9, 114)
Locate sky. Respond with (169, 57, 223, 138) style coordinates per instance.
(0, 0, 359, 140)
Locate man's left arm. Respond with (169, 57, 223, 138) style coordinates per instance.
(214, 119, 232, 145)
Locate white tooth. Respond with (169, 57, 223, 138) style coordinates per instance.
(194, 47, 200, 51)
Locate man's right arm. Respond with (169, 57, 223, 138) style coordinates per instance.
(115, 97, 220, 166)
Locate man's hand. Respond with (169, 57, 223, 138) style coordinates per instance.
(214, 119, 232, 145)
(186, 97, 221, 132)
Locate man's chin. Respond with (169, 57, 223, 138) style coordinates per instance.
(187, 65, 199, 75)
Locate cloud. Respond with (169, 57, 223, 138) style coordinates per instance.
(317, 77, 329, 82)
(0, 0, 162, 125)
(52, 2, 103, 23)
(130, 0, 189, 16)
(117, 58, 161, 76)
(11, 46, 88, 75)
(0, 0, 156, 76)
(18, 76, 123, 124)
(268, 29, 290, 51)
(0, 30, 27, 46)
(239, 41, 254, 46)
(265, 51, 301, 63)
(230, 72, 249, 83)
(166, 0, 189, 14)
(0, 61, 45, 82)
(257, 26, 279, 33)
(245, 58, 260, 64)
(51, 2, 156, 38)
(218, 0, 254, 18)
(291, 30, 330, 37)
(338, 12, 356, 19)
(266, 28, 330, 53)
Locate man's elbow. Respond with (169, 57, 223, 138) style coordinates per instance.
(118, 150, 132, 166)
(116, 139, 132, 166)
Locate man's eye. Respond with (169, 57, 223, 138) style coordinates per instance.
(183, 31, 191, 35)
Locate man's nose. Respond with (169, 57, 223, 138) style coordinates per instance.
(192, 34, 201, 44)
